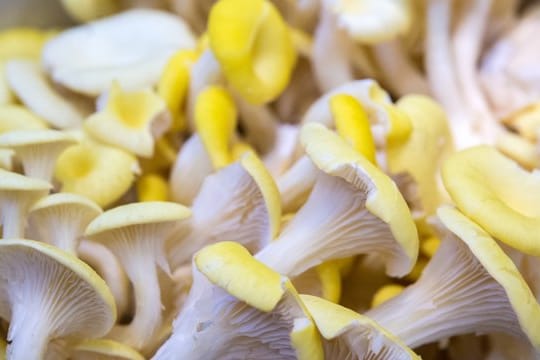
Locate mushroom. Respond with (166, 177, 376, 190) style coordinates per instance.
(0, 129, 78, 181)
(207, 0, 297, 104)
(442, 145, 540, 256)
(365, 205, 540, 349)
(0, 149, 13, 170)
(153, 241, 324, 359)
(5, 60, 87, 129)
(300, 294, 420, 359)
(42, 9, 197, 96)
(84, 201, 191, 351)
(0, 239, 116, 359)
(256, 123, 418, 278)
(167, 151, 280, 269)
(59, 0, 121, 23)
(84, 82, 170, 158)
(0, 105, 48, 133)
(28, 192, 102, 253)
(54, 136, 139, 208)
(0, 169, 51, 238)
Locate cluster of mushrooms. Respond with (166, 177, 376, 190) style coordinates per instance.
(0, 0, 539, 359)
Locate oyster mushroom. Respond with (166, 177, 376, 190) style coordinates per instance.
(84, 201, 191, 351)
(0, 239, 116, 359)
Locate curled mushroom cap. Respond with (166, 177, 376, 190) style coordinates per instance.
(168, 151, 281, 269)
(0, 239, 116, 360)
(85, 202, 192, 351)
(301, 294, 419, 360)
(84, 82, 169, 158)
(257, 123, 418, 278)
(42, 9, 196, 96)
(54, 136, 139, 208)
(366, 205, 540, 349)
(208, 0, 297, 104)
(5, 60, 87, 129)
(0, 169, 51, 238)
(0, 129, 78, 181)
(154, 241, 324, 360)
(442, 145, 540, 255)
(28, 192, 102, 254)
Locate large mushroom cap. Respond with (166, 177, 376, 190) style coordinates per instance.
(442, 145, 540, 255)
(42, 9, 196, 96)
(0, 239, 116, 359)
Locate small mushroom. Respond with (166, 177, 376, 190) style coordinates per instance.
(84, 201, 191, 351)
(0, 169, 51, 238)
(0, 129, 78, 181)
(301, 294, 420, 359)
(0, 239, 116, 359)
(154, 241, 324, 359)
(28, 192, 102, 253)
(365, 205, 540, 349)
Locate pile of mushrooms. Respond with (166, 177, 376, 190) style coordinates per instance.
(0, 0, 539, 359)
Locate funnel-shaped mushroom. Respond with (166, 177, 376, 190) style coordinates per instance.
(5, 60, 86, 129)
(42, 9, 196, 96)
(0, 169, 51, 238)
(84, 202, 191, 351)
(0, 239, 116, 360)
(0, 129, 78, 181)
(54, 136, 139, 208)
(442, 145, 540, 255)
(168, 152, 280, 269)
(28, 193, 102, 254)
(208, 0, 297, 104)
(301, 295, 419, 359)
(154, 241, 324, 360)
(366, 206, 540, 349)
(84, 82, 169, 158)
(256, 123, 418, 278)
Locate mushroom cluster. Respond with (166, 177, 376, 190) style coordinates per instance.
(0, 0, 539, 359)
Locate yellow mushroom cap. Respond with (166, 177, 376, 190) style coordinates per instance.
(72, 339, 144, 360)
(0, 27, 55, 60)
(371, 284, 405, 308)
(442, 145, 540, 256)
(0, 105, 48, 133)
(301, 294, 420, 359)
(84, 82, 169, 158)
(60, 0, 121, 23)
(208, 0, 297, 104)
(54, 137, 139, 208)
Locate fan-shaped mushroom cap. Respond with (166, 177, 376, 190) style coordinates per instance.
(85, 202, 191, 351)
(29, 192, 102, 253)
(42, 9, 196, 96)
(366, 205, 540, 349)
(0, 105, 48, 133)
(0, 129, 78, 181)
(387, 94, 453, 217)
(168, 151, 280, 269)
(85, 82, 169, 158)
(0, 239, 116, 360)
(301, 294, 419, 359)
(54, 136, 139, 208)
(5, 60, 86, 129)
(257, 123, 418, 278)
(71, 339, 144, 360)
(208, 0, 297, 104)
(0, 169, 51, 238)
(154, 241, 324, 360)
(442, 145, 540, 255)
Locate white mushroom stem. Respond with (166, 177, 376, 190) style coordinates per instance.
(312, 7, 353, 92)
(426, 0, 477, 148)
(7, 305, 50, 360)
(366, 236, 523, 348)
(1, 196, 25, 238)
(16, 143, 71, 182)
(106, 226, 171, 349)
